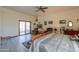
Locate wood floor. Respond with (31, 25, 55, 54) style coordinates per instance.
(32, 31, 52, 41)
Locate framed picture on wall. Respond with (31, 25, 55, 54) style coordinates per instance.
(48, 21, 53, 24)
(77, 19, 79, 22)
(33, 23, 36, 25)
(44, 21, 47, 25)
(59, 20, 66, 24)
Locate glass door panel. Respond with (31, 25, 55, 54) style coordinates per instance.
(26, 22, 30, 34)
(20, 21, 25, 35)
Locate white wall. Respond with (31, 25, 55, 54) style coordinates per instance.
(0, 12, 1, 36)
(1, 7, 79, 37)
(37, 8, 79, 31)
(0, 8, 3, 37)
(0, 7, 36, 37)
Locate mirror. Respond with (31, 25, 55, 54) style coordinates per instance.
(68, 21, 73, 27)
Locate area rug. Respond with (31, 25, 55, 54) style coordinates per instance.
(22, 41, 32, 49)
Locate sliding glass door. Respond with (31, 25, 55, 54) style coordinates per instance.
(20, 21, 25, 35)
(19, 21, 31, 35)
(26, 22, 31, 34)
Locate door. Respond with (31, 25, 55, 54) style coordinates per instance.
(19, 20, 31, 35)
(26, 22, 31, 34)
(19, 21, 25, 35)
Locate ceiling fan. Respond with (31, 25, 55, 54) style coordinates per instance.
(35, 6, 48, 12)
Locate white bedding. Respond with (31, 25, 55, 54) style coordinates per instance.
(34, 34, 78, 52)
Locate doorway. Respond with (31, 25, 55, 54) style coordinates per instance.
(19, 20, 31, 35)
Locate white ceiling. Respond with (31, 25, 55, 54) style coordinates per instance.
(3, 6, 79, 16)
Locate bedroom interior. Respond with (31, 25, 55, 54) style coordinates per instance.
(0, 6, 79, 52)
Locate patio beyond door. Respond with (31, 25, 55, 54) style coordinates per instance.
(19, 21, 31, 35)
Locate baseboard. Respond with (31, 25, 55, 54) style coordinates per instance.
(1, 34, 30, 39)
(0, 36, 1, 39)
(1, 35, 19, 39)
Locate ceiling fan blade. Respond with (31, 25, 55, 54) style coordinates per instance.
(41, 9, 45, 12)
(40, 6, 42, 8)
(42, 7, 48, 9)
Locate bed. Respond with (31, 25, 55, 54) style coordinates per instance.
(34, 34, 77, 52)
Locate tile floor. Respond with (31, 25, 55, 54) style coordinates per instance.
(0, 34, 32, 52)
(0, 33, 79, 52)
